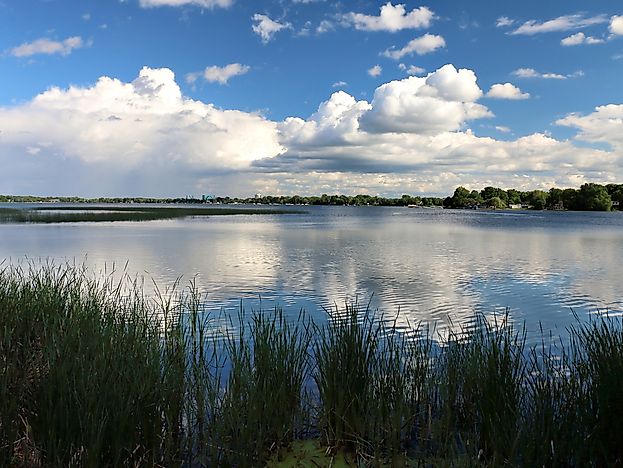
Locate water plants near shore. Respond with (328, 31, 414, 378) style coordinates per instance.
(1, 262, 622, 466)
(0, 206, 302, 224)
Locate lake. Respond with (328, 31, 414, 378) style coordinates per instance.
(1, 204, 621, 342)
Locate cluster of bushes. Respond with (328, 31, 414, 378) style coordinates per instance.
(2, 263, 623, 466)
(444, 183, 623, 211)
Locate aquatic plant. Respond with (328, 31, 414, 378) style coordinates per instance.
(2, 262, 623, 466)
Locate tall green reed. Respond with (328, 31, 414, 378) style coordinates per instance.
(3, 261, 623, 466)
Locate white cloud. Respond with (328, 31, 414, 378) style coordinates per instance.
(1, 65, 621, 197)
(0, 67, 283, 195)
(610, 15, 623, 35)
(252, 14, 291, 43)
(399, 63, 425, 75)
(274, 117, 615, 195)
(561, 32, 604, 46)
(332, 81, 348, 88)
(368, 65, 382, 77)
(269, 63, 619, 194)
(486, 83, 530, 100)
(512, 68, 578, 80)
(495, 126, 511, 133)
(10, 36, 85, 57)
(510, 13, 608, 35)
(556, 104, 623, 152)
(382, 33, 445, 60)
(186, 63, 250, 85)
(359, 64, 490, 135)
(82, 13, 91, 21)
(316, 20, 334, 34)
(138, 0, 232, 8)
(496, 16, 514, 28)
(343, 2, 434, 32)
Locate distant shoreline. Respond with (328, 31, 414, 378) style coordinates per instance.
(1, 183, 621, 212)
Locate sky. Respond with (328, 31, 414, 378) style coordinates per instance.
(1, 0, 622, 197)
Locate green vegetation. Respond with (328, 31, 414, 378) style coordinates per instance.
(0, 206, 301, 223)
(444, 183, 622, 211)
(4, 183, 622, 211)
(2, 262, 623, 466)
(0, 193, 446, 207)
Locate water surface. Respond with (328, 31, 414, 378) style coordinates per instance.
(1, 204, 621, 342)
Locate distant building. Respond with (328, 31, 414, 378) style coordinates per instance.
(509, 204, 522, 209)
(255, 193, 262, 199)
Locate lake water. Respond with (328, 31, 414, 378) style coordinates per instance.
(1, 204, 622, 342)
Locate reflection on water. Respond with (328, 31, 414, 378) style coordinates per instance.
(1, 205, 621, 342)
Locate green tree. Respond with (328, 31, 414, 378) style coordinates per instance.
(527, 190, 548, 210)
(507, 189, 522, 205)
(484, 196, 507, 209)
(481, 187, 509, 205)
(547, 188, 563, 209)
(577, 184, 612, 211)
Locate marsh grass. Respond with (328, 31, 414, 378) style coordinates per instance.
(2, 262, 623, 466)
(435, 314, 526, 463)
(0, 205, 302, 224)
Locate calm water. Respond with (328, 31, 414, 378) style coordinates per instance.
(1, 204, 622, 341)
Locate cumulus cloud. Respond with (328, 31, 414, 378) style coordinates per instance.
(561, 32, 604, 46)
(0, 67, 282, 195)
(271, 121, 615, 195)
(610, 15, 623, 35)
(186, 63, 250, 85)
(343, 2, 434, 32)
(138, 0, 232, 8)
(10, 36, 86, 57)
(381, 33, 445, 60)
(266, 63, 619, 194)
(512, 68, 583, 80)
(2, 65, 622, 197)
(360, 64, 490, 134)
(252, 14, 291, 43)
(368, 65, 382, 77)
(278, 64, 491, 147)
(399, 63, 425, 75)
(510, 13, 608, 35)
(557, 104, 623, 152)
(486, 83, 530, 100)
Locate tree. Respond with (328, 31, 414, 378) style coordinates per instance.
(448, 186, 471, 208)
(481, 187, 509, 205)
(577, 184, 612, 211)
(547, 188, 563, 209)
(507, 189, 522, 205)
(527, 190, 548, 210)
(484, 196, 507, 209)
(562, 189, 578, 210)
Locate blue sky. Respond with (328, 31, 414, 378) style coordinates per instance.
(1, 0, 623, 197)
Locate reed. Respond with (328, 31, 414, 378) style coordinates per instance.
(2, 262, 623, 466)
(0, 206, 302, 224)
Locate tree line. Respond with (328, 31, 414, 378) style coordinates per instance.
(443, 183, 622, 211)
(2, 183, 622, 211)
